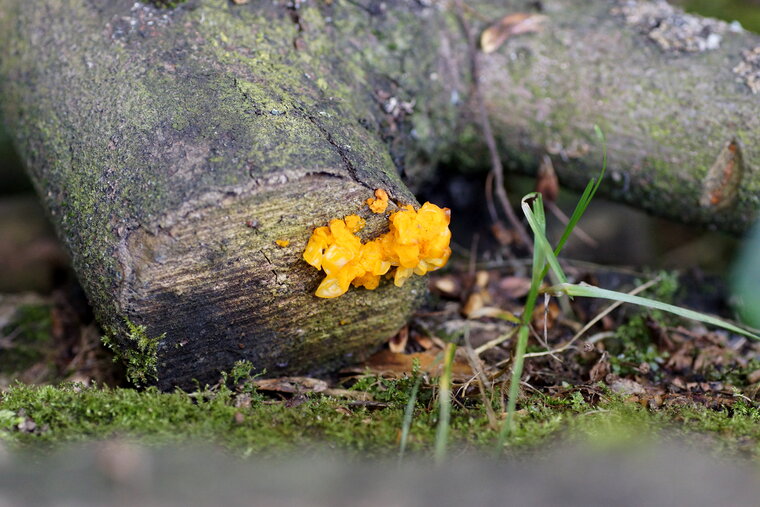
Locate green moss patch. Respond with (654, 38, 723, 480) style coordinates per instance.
(2, 378, 760, 459)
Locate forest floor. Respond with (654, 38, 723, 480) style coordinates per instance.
(3, 185, 760, 505)
(2, 208, 760, 461)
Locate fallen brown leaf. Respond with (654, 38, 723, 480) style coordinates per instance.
(608, 378, 646, 396)
(359, 349, 473, 381)
(462, 291, 486, 317)
(490, 221, 514, 246)
(498, 276, 532, 299)
(389, 326, 409, 353)
(747, 369, 760, 384)
(481, 13, 547, 54)
(431, 275, 460, 298)
(412, 334, 435, 350)
(589, 352, 610, 383)
(466, 306, 521, 323)
(535, 155, 559, 202)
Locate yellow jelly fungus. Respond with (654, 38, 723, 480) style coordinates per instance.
(275, 239, 290, 247)
(303, 202, 451, 298)
(366, 188, 389, 214)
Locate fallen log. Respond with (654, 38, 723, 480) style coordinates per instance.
(0, 0, 432, 389)
(1, 0, 758, 388)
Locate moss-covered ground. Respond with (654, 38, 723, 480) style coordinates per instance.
(3, 263, 760, 461)
(2, 372, 760, 459)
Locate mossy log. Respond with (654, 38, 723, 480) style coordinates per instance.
(1, 0, 759, 388)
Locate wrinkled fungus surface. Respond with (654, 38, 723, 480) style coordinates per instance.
(366, 188, 389, 214)
(303, 200, 451, 298)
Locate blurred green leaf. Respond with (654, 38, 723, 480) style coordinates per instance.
(732, 223, 760, 329)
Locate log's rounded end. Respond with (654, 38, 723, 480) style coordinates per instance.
(115, 174, 425, 390)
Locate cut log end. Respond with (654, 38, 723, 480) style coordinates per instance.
(116, 175, 425, 390)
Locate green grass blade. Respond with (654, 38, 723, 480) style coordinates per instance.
(521, 193, 568, 284)
(398, 373, 423, 463)
(434, 342, 457, 464)
(498, 325, 530, 447)
(551, 282, 760, 341)
(731, 222, 760, 328)
(555, 126, 607, 255)
(498, 212, 547, 449)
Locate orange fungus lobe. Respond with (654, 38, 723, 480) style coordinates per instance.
(303, 202, 451, 298)
(366, 188, 389, 214)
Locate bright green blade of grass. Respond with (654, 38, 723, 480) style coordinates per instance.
(521, 193, 568, 285)
(398, 373, 423, 462)
(500, 126, 607, 450)
(499, 207, 547, 448)
(434, 342, 457, 464)
(499, 324, 531, 447)
(732, 222, 760, 329)
(549, 282, 760, 341)
(555, 125, 607, 254)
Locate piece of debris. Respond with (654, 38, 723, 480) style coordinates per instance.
(699, 139, 743, 210)
(535, 155, 559, 202)
(480, 13, 547, 54)
(389, 326, 409, 353)
(253, 377, 328, 394)
(733, 46, 760, 94)
(608, 377, 647, 396)
(614, 0, 727, 53)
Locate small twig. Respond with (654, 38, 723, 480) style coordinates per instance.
(453, 0, 533, 250)
(525, 275, 664, 359)
(484, 171, 499, 224)
(490, 275, 663, 368)
(585, 331, 616, 345)
(474, 326, 519, 356)
(463, 328, 499, 429)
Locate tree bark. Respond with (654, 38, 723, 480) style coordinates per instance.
(1, 0, 759, 388)
(468, 0, 760, 235)
(399, 0, 760, 235)
(0, 0, 433, 389)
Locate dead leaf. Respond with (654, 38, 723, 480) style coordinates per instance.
(358, 349, 473, 381)
(431, 275, 460, 298)
(589, 352, 610, 383)
(389, 326, 409, 353)
(671, 377, 687, 391)
(535, 155, 559, 202)
(498, 276, 532, 299)
(412, 334, 435, 350)
(466, 306, 521, 323)
(462, 292, 485, 317)
(531, 300, 560, 328)
(747, 369, 760, 384)
(253, 377, 328, 394)
(608, 378, 646, 396)
(475, 270, 490, 289)
(490, 221, 514, 246)
(481, 13, 547, 54)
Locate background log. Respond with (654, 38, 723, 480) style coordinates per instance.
(402, 0, 760, 235)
